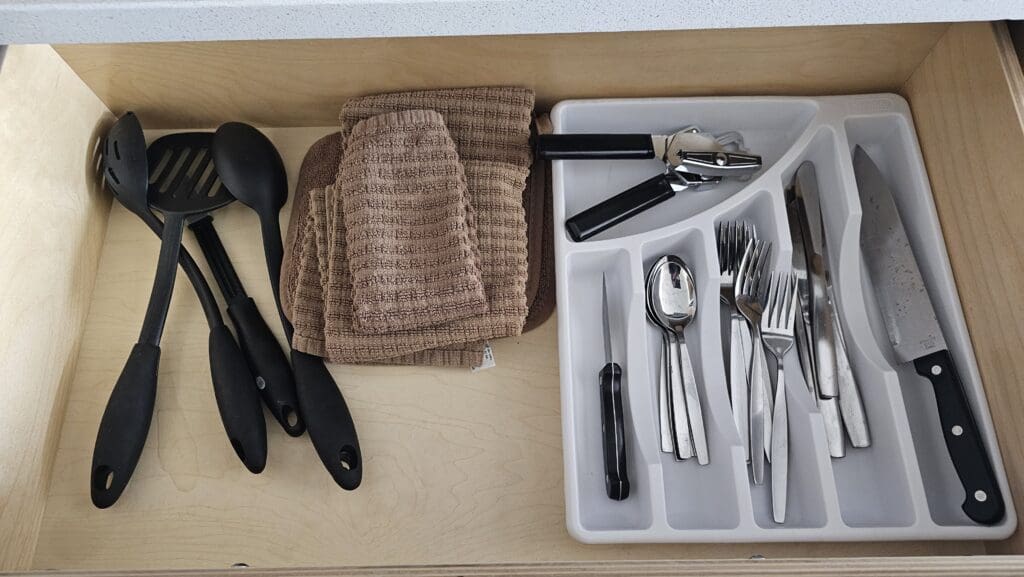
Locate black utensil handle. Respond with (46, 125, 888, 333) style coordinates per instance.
(914, 349, 1005, 525)
(91, 342, 160, 508)
(260, 218, 292, 341)
(139, 211, 223, 327)
(209, 324, 268, 474)
(600, 362, 629, 500)
(188, 216, 245, 300)
(565, 173, 674, 242)
(228, 296, 305, 436)
(536, 134, 655, 160)
(138, 213, 185, 347)
(292, 349, 362, 490)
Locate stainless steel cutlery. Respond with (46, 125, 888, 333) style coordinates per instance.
(646, 255, 708, 464)
(761, 272, 797, 523)
(735, 238, 773, 485)
(718, 221, 754, 462)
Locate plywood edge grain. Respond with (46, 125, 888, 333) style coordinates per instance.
(11, 556, 1024, 576)
(53, 23, 948, 128)
(0, 44, 113, 569)
(901, 21, 1024, 554)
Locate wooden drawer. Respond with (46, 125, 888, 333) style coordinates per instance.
(2, 20, 1024, 575)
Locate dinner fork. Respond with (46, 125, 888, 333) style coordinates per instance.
(735, 238, 772, 485)
(762, 272, 797, 523)
(717, 221, 754, 461)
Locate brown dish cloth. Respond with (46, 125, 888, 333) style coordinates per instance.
(339, 110, 487, 334)
(285, 87, 535, 366)
(282, 124, 556, 359)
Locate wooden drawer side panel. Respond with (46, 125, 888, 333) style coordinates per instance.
(901, 21, 1024, 553)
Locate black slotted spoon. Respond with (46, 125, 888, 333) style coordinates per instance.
(90, 133, 237, 508)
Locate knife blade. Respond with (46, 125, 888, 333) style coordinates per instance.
(854, 146, 1004, 525)
(600, 275, 629, 500)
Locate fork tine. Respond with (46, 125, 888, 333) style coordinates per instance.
(716, 221, 724, 273)
(756, 242, 773, 303)
(765, 272, 778, 325)
(787, 274, 798, 329)
(736, 238, 752, 294)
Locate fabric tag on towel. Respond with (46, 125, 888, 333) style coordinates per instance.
(472, 342, 496, 372)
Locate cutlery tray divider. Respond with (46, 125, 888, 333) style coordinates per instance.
(552, 95, 1015, 543)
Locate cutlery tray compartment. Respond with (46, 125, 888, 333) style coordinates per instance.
(552, 95, 1016, 542)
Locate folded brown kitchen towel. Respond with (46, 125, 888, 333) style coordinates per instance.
(283, 131, 342, 322)
(339, 110, 487, 334)
(285, 86, 535, 365)
(523, 150, 556, 333)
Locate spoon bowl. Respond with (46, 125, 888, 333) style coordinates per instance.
(649, 254, 708, 464)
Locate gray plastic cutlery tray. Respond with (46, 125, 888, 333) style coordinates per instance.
(551, 95, 1016, 542)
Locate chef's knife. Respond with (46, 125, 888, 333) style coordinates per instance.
(600, 275, 629, 500)
(854, 146, 1004, 525)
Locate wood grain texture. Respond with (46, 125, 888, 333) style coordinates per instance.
(52, 23, 950, 128)
(901, 22, 1024, 555)
(11, 556, 1024, 577)
(0, 45, 112, 570)
(31, 127, 987, 571)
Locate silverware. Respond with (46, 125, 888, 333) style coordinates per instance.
(787, 191, 846, 458)
(646, 264, 675, 454)
(735, 239, 773, 484)
(647, 257, 693, 460)
(793, 163, 838, 400)
(600, 275, 629, 500)
(762, 272, 797, 523)
(649, 256, 709, 464)
(793, 161, 870, 447)
(717, 221, 754, 461)
(854, 146, 1004, 525)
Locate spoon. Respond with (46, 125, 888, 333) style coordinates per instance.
(213, 122, 363, 491)
(646, 256, 693, 461)
(645, 261, 676, 455)
(650, 255, 709, 465)
(92, 115, 266, 509)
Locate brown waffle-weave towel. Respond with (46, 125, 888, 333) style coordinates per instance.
(340, 110, 487, 334)
(286, 87, 535, 365)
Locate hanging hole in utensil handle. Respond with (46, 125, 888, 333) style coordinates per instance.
(91, 342, 160, 508)
(536, 133, 656, 160)
(226, 296, 305, 437)
(291, 349, 362, 490)
(209, 323, 268, 474)
(565, 173, 675, 241)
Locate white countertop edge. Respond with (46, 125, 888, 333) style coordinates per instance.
(2, 0, 1024, 45)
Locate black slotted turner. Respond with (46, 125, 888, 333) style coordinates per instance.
(90, 134, 236, 508)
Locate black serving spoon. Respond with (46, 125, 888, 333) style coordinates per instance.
(213, 122, 362, 490)
(91, 123, 263, 508)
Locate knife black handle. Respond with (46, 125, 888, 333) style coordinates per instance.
(914, 349, 1005, 525)
(536, 134, 655, 160)
(566, 173, 674, 242)
(600, 362, 629, 501)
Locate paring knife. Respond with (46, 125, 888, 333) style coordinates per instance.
(795, 162, 871, 447)
(600, 275, 629, 500)
(853, 146, 1005, 525)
